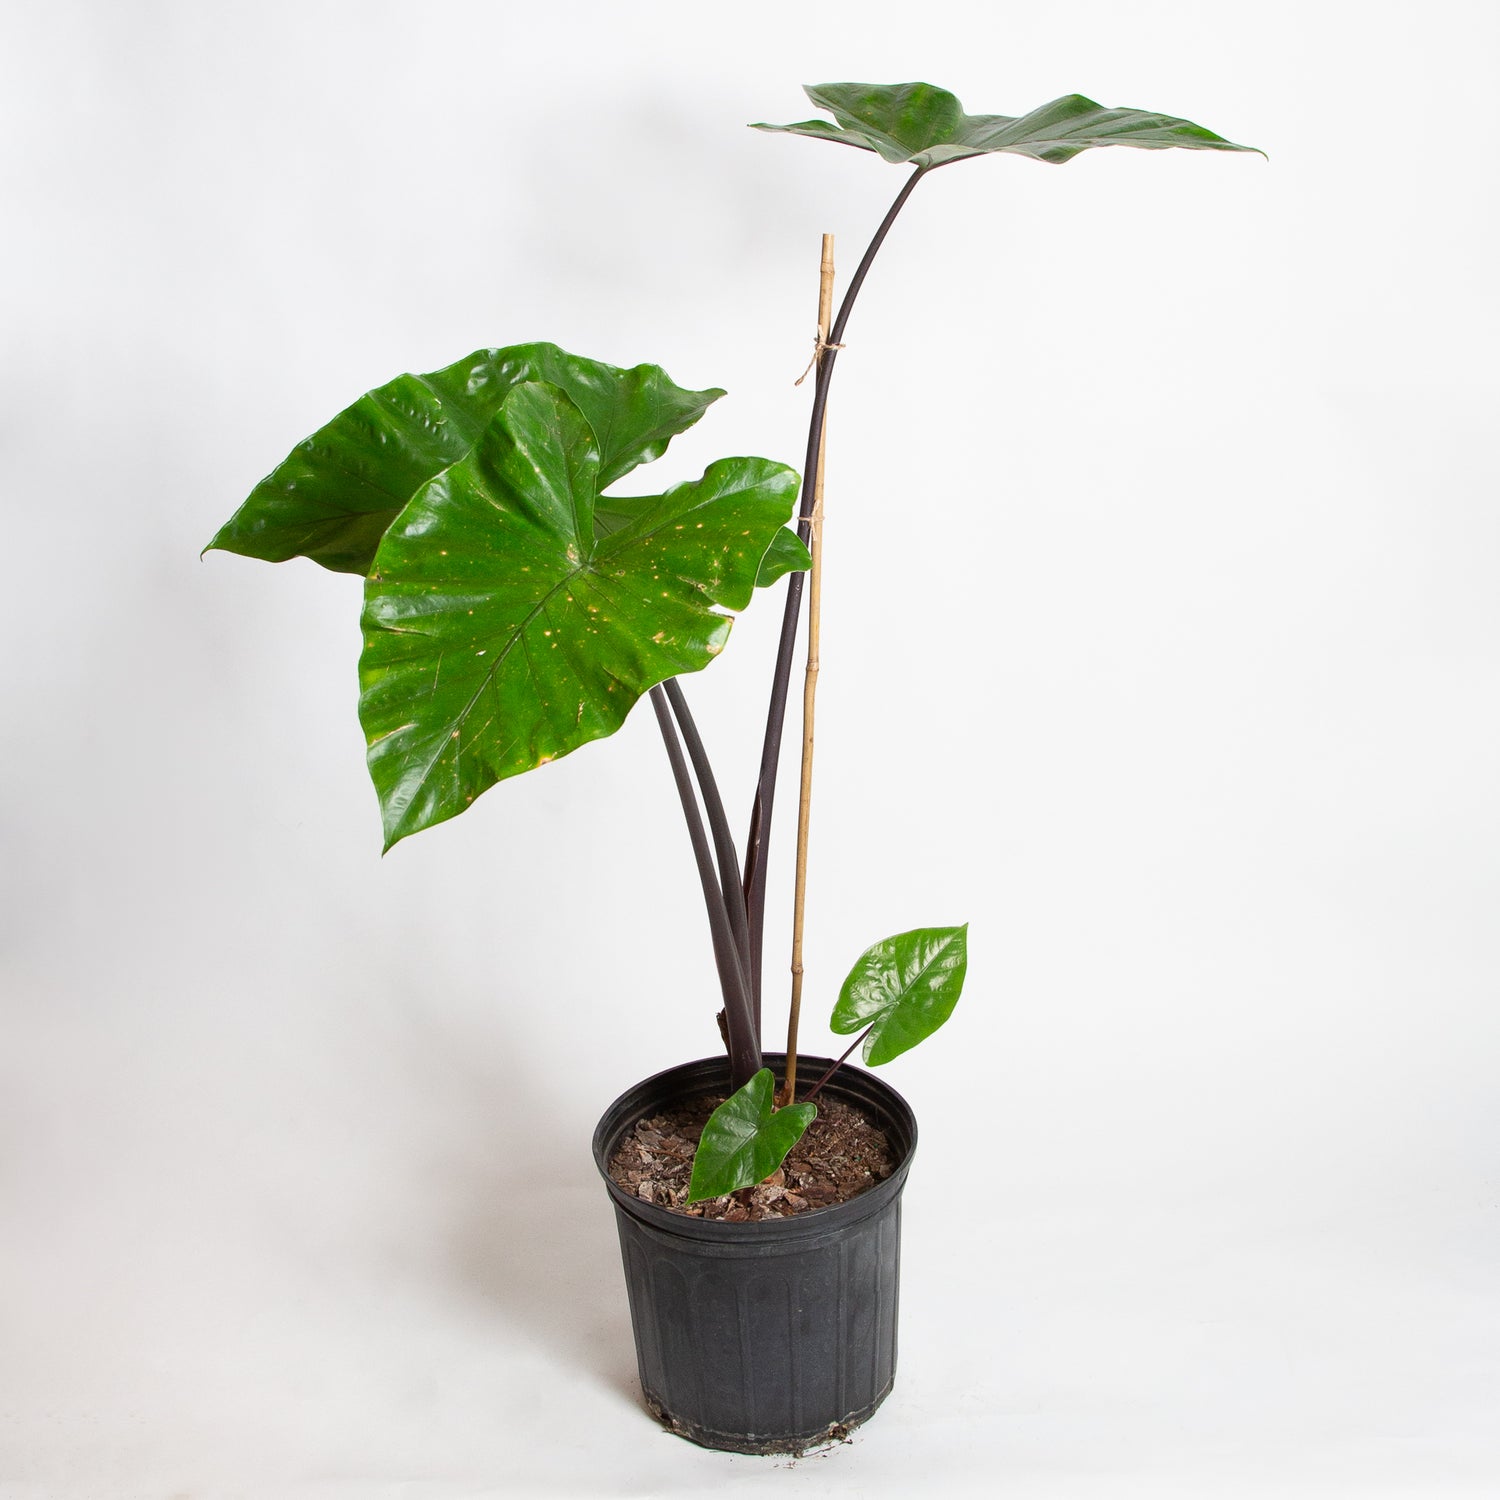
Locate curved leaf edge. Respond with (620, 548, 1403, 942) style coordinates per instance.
(756, 526, 812, 587)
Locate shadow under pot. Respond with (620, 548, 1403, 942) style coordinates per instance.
(592, 1052, 918, 1455)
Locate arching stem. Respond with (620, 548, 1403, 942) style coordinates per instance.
(742, 166, 928, 1022)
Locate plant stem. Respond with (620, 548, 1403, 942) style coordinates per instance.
(650, 685, 761, 1088)
(801, 1025, 873, 1104)
(782, 232, 836, 1107)
(742, 165, 928, 1014)
(663, 678, 750, 975)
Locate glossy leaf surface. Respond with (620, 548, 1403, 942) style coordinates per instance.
(205, 344, 725, 575)
(755, 526, 812, 586)
(754, 82, 1260, 169)
(688, 1069, 816, 1202)
(831, 925, 969, 1065)
(593, 491, 807, 587)
(361, 380, 798, 849)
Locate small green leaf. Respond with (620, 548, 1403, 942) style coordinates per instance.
(831, 925, 969, 1065)
(687, 1069, 816, 1203)
(754, 83, 1261, 169)
(205, 343, 725, 575)
(755, 526, 811, 587)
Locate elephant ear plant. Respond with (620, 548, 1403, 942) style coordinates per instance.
(206, 81, 1259, 1206)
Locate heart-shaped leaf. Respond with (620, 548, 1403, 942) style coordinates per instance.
(361, 380, 799, 849)
(754, 83, 1261, 169)
(206, 343, 729, 575)
(688, 1069, 817, 1203)
(831, 925, 969, 1065)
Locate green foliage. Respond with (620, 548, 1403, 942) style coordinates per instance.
(754, 82, 1261, 169)
(360, 379, 799, 849)
(205, 343, 730, 576)
(831, 925, 969, 1065)
(205, 343, 806, 850)
(688, 1069, 817, 1203)
(206, 80, 1256, 1149)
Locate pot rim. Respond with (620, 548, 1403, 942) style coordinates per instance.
(592, 1052, 918, 1246)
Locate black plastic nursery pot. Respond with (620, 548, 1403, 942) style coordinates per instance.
(592, 1052, 918, 1455)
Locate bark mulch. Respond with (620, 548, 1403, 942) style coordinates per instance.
(607, 1091, 894, 1221)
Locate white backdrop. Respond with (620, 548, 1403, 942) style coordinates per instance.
(3, 2, 1498, 1496)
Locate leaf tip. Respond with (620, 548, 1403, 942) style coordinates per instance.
(379, 806, 417, 856)
(200, 524, 234, 561)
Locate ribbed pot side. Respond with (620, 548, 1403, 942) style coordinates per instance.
(592, 1054, 918, 1455)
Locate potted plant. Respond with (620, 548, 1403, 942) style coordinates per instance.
(205, 81, 1259, 1454)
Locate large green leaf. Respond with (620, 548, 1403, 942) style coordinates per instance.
(688, 1069, 817, 1203)
(204, 343, 727, 575)
(831, 925, 969, 1065)
(754, 83, 1261, 169)
(361, 380, 799, 849)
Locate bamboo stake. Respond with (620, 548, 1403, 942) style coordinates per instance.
(741, 169, 925, 1020)
(782, 233, 835, 1106)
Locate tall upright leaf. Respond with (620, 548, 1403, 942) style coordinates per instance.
(361, 380, 799, 848)
(754, 82, 1260, 168)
